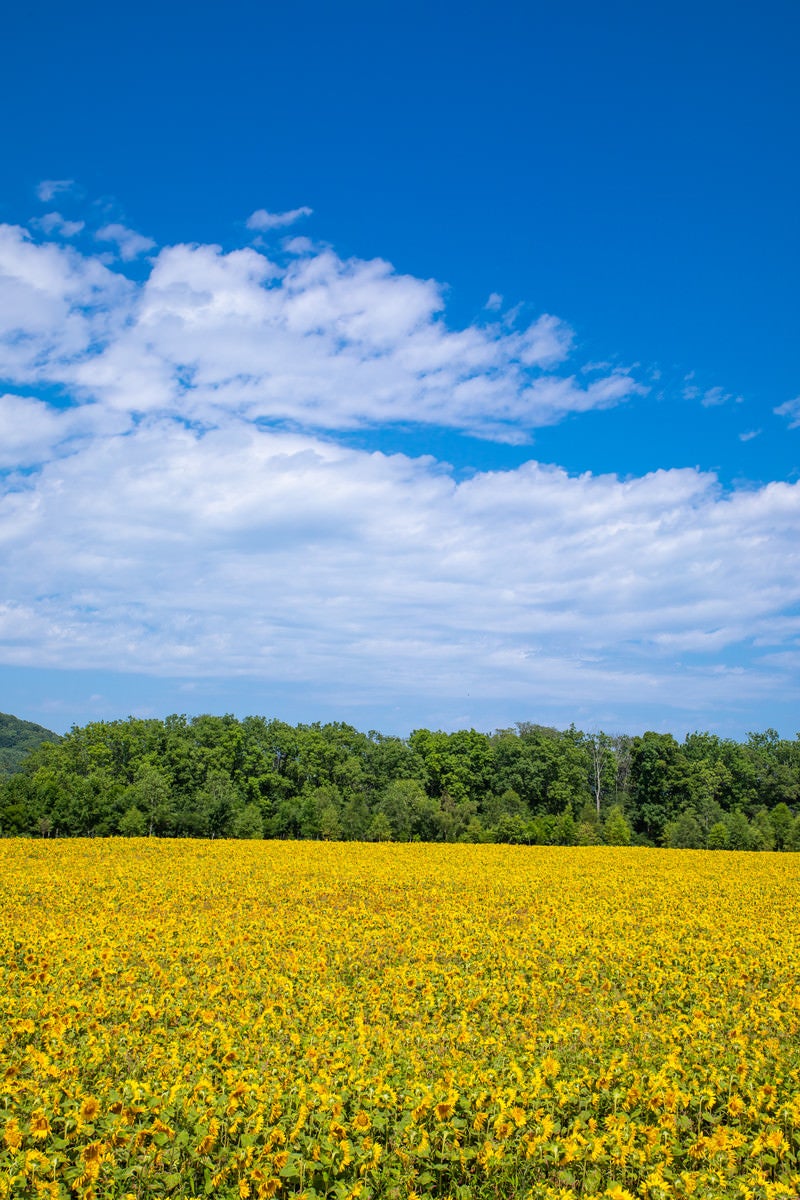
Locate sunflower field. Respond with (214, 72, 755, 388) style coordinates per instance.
(2, 841, 799, 1200)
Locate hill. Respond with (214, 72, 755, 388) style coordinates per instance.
(0, 712, 61, 777)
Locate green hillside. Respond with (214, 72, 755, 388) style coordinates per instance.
(0, 712, 61, 777)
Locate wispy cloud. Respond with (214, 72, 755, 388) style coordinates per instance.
(246, 206, 313, 231)
(739, 429, 761, 442)
(683, 377, 743, 407)
(775, 396, 800, 428)
(36, 179, 76, 203)
(33, 212, 85, 238)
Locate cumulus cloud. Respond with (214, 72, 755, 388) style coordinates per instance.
(246, 206, 313, 231)
(1, 212, 796, 727)
(0, 393, 129, 467)
(0, 224, 640, 437)
(0, 224, 134, 387)
(95, 222, 157, 261)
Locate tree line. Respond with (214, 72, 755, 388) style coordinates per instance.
(1, 714, 799, 849)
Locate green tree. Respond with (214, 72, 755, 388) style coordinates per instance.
(575, 820, 603, 846)
(118, 805, 147, 836)
(629, 733, 693, 843)
(183, 773, 242, 837)
(298, 784, 343, 839)
(725, 809, 752, 850)
(750, 807, 776, 851)
(786, 815, 800, 851)
(366, 811, 392, 842)
(493, 813, 529, 844)
(0, 712, 61, 778)
(528, 814, 553, 844)
(231, 802, 263, 839)
(482, 788, 526, 829)
(665, 808, 704, 849)
(770, 802, 794, 850)
(0, 774, 36, 834)
(707, 821, 729, 849)
(553, 804, 576, 846)
(603, 805, 631, 846)
(460, 816, 488, 843)
(409, 728, 494, 807)
(378, 779, 427, 841)
(318, 801, 343, 840)
(125, 762, 174, 836)
(340, 794, 370, 841)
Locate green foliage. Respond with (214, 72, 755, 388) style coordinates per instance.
(493, 813, 529, 844)
(366, 810, 392, 842)
(665, 808, 704, 849)
(771, 802, 794, 849)
(230, 802, 264, 839)
(378, 778, 427, 841)
(786, 815, 800, 851)
(707, 821, 729, 850)
(460, 815, 489, 843)
(629, 733, 693, 841)
(125, 762, 174, 836)
(118, 805, 147, 836)
(725, 808, 753, 851)
(603, 805, 632, 846)
(575, 819, 603, 846)
(553, 803, 577, 846)
(750, 806, 776, 851)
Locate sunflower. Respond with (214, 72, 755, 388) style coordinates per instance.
(80, 1097, 101, 1122)
(29, 1111, 51, 1139)
(3, 1119, 22, 1151)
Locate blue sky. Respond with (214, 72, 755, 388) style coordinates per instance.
(1, 0, 799, 738)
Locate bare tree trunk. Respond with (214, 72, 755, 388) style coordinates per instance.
(588, 733, 606, 820)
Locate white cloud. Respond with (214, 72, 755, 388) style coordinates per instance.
(684, 380, 743, 407)
(0, 214, 795, 726)
(516, 313, 573, 366)
(700, 385, 743, 407)
(0, 393, 70, 466)
(0, 393, 128, 467)
(36, 179, 76, 202)
(0, 225, 640, 436)
(96, 222, 157, 261)
(0, 224, 134, 386)
(739, 429, 761, 442)
(0, 419, 798, 722)
(34, 212, 85, 238)
(246, 206, 313, 231)
(775, 396, 800, 428)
